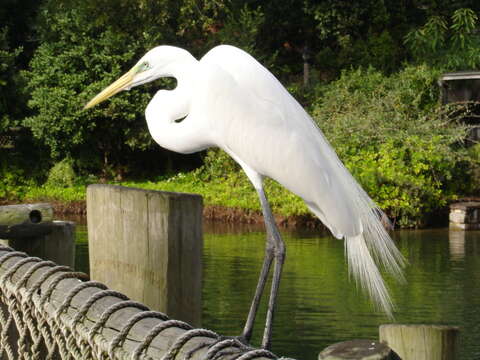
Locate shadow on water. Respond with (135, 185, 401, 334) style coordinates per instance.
(67, 215, 480, 360)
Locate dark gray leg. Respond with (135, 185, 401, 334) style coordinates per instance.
(257, 188, 285, 349)
(241, 187, 286, 350)
(241, 236, 274, 343)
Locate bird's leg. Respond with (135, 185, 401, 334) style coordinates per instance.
(240, 187, 285, 349)
(257, 188, 285, 350)
(241, 234, 274, 343)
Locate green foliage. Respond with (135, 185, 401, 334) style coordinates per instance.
(45, 158, 76, 188)
(305, 0, 407, 74)
(4, 0, 480, 228)
(313, 65, 472, 226)
(466, 143, 480, 192)
(0, 161, 35, 200)
(196, 149, 240, 181)
(23, 1, 158, 175)
(405, 8, 480, 70)
(214, 5, 265, 56)
(120, 170, 308, 217)
(0, 27, 23, 131)
(22, 184, 86, 202)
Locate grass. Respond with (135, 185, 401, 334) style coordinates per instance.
(17, 170, 310, 217)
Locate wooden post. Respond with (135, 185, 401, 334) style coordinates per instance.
(379, 324, 459, 360)
(3, 221, 75, 268)
(318, 339, 400, 360)
(0, 204, 75, 268)
(87, 184, 203, 326)
(0, 203, 53, 238)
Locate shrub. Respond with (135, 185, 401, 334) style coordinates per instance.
(313, 65, 471, 227)
(0, 160, 34, 200)
(45, 158, 76, 188)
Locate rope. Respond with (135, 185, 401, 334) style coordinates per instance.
(108, 310, 170, 358)
(132, 320, 193, 360)
(184, 341, 214, 360)
(204, 338, 250, 360)
(55, 281, 108, 322)
(56, 281, 108, 359)
(89, 301, 150, 343)
(0, 251, 27, 268)
(235, 349, 277, 360)
(39, 271, 89, 307)
(70, 290, 129, 329)
(16, 260, 56, 290)
(14, 260, 55, 359)
(161, 328, 219, 360)
(24, 265, 71, 302)
(0, 256, 40, 286)
(0, 247, 290, 360)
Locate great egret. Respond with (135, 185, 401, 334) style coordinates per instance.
(85, 45, 405, 349)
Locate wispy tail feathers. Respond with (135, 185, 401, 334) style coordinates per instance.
(345, 209, 406, 317)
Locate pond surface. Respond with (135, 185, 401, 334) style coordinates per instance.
(73, 218, 480, 360)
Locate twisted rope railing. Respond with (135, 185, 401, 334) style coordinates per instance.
(0, 245, 293, 360)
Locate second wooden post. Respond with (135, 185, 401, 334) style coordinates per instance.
(380, 324, 459, 360)
(87, 184, 203, 326)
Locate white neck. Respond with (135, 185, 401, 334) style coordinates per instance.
(145, 58, 213, 154)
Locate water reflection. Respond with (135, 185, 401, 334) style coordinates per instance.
(201, 225, 480, 360)
(449, 230, 465, 261)
(69, 216, 480, 360)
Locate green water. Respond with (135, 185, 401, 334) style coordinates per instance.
(74, 221, 480, 359)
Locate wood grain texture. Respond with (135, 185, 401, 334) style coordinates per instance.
(1, 221, 75, 269)
(0, 203, 53, 238)
(380, 324, 459, 360)
(318, 339, 400, 360)
(87, 184, 202, 326)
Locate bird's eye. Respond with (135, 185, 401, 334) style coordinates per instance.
(140, 61, 150, 72)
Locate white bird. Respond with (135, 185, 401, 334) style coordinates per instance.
(85, 44, 405, 349)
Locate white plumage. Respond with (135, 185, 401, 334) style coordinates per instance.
(85, 44, 405, 348)
(202, 45, 405, 314)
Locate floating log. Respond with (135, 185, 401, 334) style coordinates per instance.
(87, 184, 203, 326)
(449, 201, 480, 230)
(0, 204, 74, 268)
(318, 339, 400, 360)
(0, 203, 53, 238)
(380, 324, 459, 360)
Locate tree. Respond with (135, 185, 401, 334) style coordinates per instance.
(24, 0, 230, 177)
(0, 28, 22, 132)
(405, 8, 480, 70)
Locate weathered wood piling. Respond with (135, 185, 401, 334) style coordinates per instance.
(87, 184, 203, 326)
(0, 203, 53, 237)
(380, 324, 459, 360)
(0, 203, 75, 267)
(318, 339, 400, 360)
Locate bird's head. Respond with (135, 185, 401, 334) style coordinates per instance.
(84, 45, 194, 109)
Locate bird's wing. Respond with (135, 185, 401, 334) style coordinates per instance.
(201, 45, 361, 237)
(201, 45, 292, 126)
(201, 45, 405, 316)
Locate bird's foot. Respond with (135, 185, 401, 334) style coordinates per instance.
(202, 335, 253, 359)
(217, 334, 251, 348)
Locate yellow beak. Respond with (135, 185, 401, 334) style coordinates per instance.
(84, 69, 136, 109)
